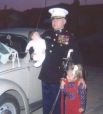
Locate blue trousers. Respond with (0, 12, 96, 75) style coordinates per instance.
(42, 81, 60, 114)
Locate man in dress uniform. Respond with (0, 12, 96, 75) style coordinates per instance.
(39, 7, 85, 114)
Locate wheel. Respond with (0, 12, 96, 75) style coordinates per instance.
(0, 93, 20, 114)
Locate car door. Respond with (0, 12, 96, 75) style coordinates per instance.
(0, 33, 30, 94)
(8, 33, 42, 104)
(0, 32, 42, 107)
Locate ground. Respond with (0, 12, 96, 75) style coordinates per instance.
(31, 66, 103, 114)
(84, 66, 103, 114)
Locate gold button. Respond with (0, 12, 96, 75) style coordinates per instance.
(56, 34, 58, 36)
(49, 50, 52, 53)
(65, 42, 68, 45)
(53, 39, 56, 41)
(51, 44, 54, 47)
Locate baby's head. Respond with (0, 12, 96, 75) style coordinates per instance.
(29, 31, 41, 40)
(66, 64, 83, 81)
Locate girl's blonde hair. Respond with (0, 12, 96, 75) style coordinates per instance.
(67, 64, 83, 79)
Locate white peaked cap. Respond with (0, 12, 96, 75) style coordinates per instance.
(49, 8, 69, 18)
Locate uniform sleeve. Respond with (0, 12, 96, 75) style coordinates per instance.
(40, 29, 50, 39)
(78, 84, 87, 111)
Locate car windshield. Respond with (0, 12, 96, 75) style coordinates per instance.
(0, 33, 27, 58)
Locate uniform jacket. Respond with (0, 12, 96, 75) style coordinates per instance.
(39, 28, 83, 83)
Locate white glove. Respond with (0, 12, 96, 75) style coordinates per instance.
(67, 49, 73, 58)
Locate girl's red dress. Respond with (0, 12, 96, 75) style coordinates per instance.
(61, 79, 87, 114)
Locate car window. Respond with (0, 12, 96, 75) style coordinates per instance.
(0, 42, 17, 64)
(0, 33, 27, 58)
(0, 42, 9, 54)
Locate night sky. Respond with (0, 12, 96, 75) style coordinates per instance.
(0, 0, 103, 11)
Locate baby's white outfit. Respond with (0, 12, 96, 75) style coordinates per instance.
(26, 38, 46, 67)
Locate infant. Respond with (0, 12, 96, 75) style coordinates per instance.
(25, 31, 46, 67)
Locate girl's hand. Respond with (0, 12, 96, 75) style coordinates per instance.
(78, 78, 86, 89)
(79, 108, 84, 113)
(60, 78, 66, 89)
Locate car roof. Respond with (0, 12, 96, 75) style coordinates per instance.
(0, 27, 45, 38)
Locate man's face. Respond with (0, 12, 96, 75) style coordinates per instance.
(52, 18, 66, 30)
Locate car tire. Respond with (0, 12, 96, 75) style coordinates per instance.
(0, 93, 20, 114)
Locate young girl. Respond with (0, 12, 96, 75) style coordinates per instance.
(25, 31, 46, 67)
(60, 64, 87, 114)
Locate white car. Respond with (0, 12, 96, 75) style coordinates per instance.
(0, 28, 44, 114)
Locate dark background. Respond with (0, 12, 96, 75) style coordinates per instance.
(0, 2, 103, 67)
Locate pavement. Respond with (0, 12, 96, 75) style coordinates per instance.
(84, 66, 103, 114)
(31, 66, 103, 114)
